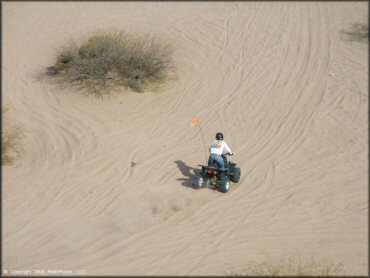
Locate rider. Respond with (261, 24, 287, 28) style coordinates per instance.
(208, 132, 233, 170)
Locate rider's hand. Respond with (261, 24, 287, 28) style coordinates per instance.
(228, 152, 233, 156)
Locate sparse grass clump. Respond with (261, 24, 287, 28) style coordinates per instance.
(341, 23, 369, 42)
(2, 109, 23, 166)
(226, 254, 345, 276)
(47, 32, 174, 94)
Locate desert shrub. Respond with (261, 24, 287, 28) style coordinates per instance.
(341, 23, 369, 42)
(47, 32, 174, 94)
(226, 254, 345, 276)
(2, 109, 23, 165)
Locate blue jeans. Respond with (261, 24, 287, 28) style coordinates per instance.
(208, 153, 225, 169)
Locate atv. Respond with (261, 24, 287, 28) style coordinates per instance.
(192, 153, 241, 193)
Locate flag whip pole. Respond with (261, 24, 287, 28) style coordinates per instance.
(191, 117, 208, 165)
(197, 121, 208, 165)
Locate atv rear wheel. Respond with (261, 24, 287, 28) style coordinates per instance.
(192, 175, 204, 189)
(219, 176, 230, 193)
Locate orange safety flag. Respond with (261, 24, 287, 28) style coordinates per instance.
(190, 117, 199, 127)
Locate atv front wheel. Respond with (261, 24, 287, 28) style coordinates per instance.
(231, 167, 241, 183)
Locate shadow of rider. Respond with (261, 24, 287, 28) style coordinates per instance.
(174, 160, 200, 188)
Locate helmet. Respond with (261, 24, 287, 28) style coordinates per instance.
(215, 132, 224, 140)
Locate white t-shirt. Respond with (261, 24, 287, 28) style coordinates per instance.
(209, 140, 232, 155)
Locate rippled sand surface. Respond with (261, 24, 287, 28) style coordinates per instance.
(3, 2, 368, 275)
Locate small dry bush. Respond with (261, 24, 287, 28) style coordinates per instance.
(226, 254, 345, 276)
(2, 109, 23, 165)
(47, 32, 174, 94)
(341, 23, 369, 42)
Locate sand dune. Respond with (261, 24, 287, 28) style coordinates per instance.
(3, 2, 368, 276)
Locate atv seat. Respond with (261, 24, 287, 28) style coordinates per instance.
(207, 165, 227, 172)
